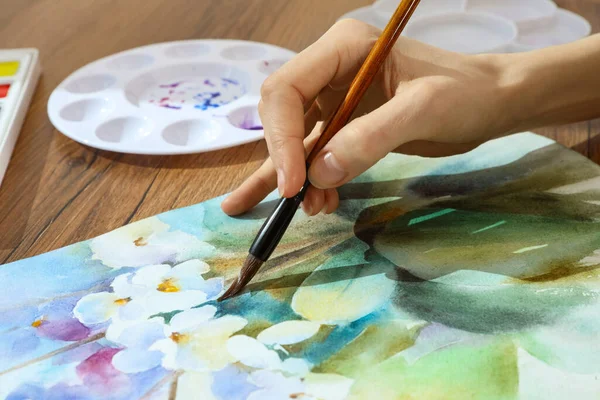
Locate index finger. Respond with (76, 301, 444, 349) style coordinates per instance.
(259, 19, 380, 197)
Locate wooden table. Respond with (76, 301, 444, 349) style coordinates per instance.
(0, 0, 598, 263)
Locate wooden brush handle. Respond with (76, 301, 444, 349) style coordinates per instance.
(306, 0, 422, 165)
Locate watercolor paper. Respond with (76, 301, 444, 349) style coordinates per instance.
(2, 132, 600, 399)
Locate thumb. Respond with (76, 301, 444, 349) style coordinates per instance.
(307, 91, 423, 189)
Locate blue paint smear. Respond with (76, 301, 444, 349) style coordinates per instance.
(298, 312, 383, 366)
(193, 92, 223, 111)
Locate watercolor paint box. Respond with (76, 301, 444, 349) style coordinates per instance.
(48, 40, 295, 155)
(0, 49, 41, 186)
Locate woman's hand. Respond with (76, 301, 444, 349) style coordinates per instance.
(220, 19, 600, 217)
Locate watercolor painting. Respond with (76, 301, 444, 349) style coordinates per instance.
(2, 132, 600, 399)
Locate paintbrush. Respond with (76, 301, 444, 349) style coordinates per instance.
(218, 0, 422, 301)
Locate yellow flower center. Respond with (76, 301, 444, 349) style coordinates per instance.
(170, 332, 190, 344)
(157, 278, 180, 293)
(31, 318, 45, 328)
(114, 297, 132, 306)
(133, 237, 148, 247)
(289, 394, 306, 399)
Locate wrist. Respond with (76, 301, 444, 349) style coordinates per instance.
(487, 35, 600, 133)
(467, 52, 527, 136)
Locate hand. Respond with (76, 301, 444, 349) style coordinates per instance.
(220, 19, 600, 217)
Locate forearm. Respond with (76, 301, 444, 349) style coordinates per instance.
(493, 34, 600, 132)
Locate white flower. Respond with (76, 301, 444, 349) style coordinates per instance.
(227, 335, 283, 370)
(90, 217, 215, 269)
(108, 317, 168, 373)
(150, 306, 247, 372)
(247, 370, 305, 400)
(74, 259, 221, 327)
(227, 319, 323, 375)
(227, 324, 352, 399)
(129, 260, 223, 315)
(227, 334, 312, 376)
(257, 321, 321, 346)
(247, 370, 354, 400)
(73, 273, 147, 325)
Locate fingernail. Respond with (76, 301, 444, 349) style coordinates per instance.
(301, 201, 312, 216)
(277, 169, 285, 197)
(311, 152, 347, 187)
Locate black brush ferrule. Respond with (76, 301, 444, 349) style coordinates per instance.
(249, 179, 310, 261)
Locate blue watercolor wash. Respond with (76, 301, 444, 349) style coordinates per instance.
(0, 244, 118, 311)
(211, 365, 258, 400)
(157, 203, 208, 239)
(7, 383, 92, 400)
(298, 312, 383, 365)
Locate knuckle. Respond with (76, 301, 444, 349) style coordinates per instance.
(252, 173, 274, 196)
(260, 76, 279, 100)
(350, 121, 389, 165)
(332, 18, 369, 35)
(415, 78, 449, 106)
(342, 125, 373, 164)
(416, 79, 453, 120)
(268, 133, 287, 154)
(330, 18, 380, 42)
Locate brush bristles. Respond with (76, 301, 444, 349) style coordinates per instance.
(218, 254, 264, 301)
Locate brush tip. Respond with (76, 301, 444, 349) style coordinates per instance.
(217, 277, 241, 302)
(217, 254, 265, 301)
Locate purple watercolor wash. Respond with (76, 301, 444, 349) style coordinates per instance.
(53, 342, 104, 366)
(36, 318, 91, 341)
(228, 105, 264, 131)
(237, 110, 263, 130)
(204, 79, 215, 87)
(161, 104, 182, 110)
(76, 348, 132, 397)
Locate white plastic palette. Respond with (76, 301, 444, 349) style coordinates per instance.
(48, 40, 296, 155)
(339, 0, 591, 54)
(404, 12, 517, 54)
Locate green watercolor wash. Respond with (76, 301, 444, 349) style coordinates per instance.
(392, 276, 596, 333)
(316, 319, 420, 377)
(349, 338, 519, 400)
(373, 209, 600, 281)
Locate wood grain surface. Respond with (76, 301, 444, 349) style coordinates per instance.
(0, 0, 599, 263)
